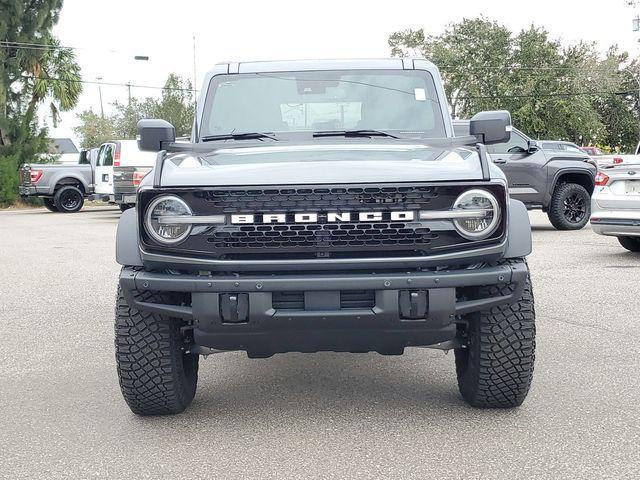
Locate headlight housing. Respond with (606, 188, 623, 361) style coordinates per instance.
(452, 189, 500, 240)
(144, 195, 193, 244)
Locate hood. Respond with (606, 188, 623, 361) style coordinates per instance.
(159, 142, 490, 187)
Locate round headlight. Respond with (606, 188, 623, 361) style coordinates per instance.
(145, 195, 193, 244)
(452, 189, 500, 240)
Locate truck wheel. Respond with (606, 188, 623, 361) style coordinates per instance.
(455, 260, 536, 408)
(53, 185, 84, 213)
(115, 286, 198, 415)
(547, 183, 590, 230)
(42, 198, 59, 212)
(618, 236, 640, 252)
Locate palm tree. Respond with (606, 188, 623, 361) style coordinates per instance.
(20, 36, 82, 136)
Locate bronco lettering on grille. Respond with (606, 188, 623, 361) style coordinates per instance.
(230, 211, 415, 224)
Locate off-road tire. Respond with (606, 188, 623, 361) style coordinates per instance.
(53, 185, 84, 213)
(618, 236, 640, 252)
(547, 182, 590, 230)
(42, 198, 59, 212)
(115, 286, 198, 416)
(455, 259, 536, 408)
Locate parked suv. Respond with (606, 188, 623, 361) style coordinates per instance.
(115, 59, 535, 415)
(454, 122, 596, 230)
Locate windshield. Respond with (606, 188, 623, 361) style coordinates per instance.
(200, 70, 446, 138)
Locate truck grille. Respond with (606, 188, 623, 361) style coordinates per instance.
(139, 183, 506, 259)
(198, 185, 440, 212)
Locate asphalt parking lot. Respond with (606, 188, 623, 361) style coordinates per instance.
(1, 206, 639, 479)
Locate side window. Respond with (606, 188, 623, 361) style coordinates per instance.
(96, 145, 106, 166)
(487, 131, 528, 155)
(453, 124, 469, 137)
(565, 145, 582, 153)
(78, 150, 89, 165)
(103, 145, 114, 166)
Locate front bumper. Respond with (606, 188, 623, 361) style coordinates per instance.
(119, 262, 528, 356)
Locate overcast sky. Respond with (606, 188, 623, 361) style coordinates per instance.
(48, 0, 640, 143)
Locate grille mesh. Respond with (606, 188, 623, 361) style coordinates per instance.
(207, 222, 438, 250)
(196, 186, 440, 213)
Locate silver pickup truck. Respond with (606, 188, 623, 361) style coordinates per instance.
(19, 148, 98, 213)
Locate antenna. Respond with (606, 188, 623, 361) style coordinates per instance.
(192, 34, 199, 142)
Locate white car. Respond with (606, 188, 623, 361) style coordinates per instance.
(590, 164, 640, 251)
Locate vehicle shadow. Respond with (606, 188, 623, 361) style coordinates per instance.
(160, 351, 487, 422)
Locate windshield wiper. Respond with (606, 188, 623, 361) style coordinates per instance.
(201, 132, 278, 142)
(313, 129, 399, 139)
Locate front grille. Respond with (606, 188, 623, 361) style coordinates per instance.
(207, 222, 438, 250)
(139, 183, 507, 259)
(198, 185, 440, 212)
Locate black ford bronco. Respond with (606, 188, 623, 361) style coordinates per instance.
(115, 59, 535, 415)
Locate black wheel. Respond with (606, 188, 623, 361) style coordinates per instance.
(455, 259, 536, 408)
(42, 198, 59, 212)
(53, 185, 84, 213)
(115, 286, 198, 416)
(119, 203, 133, 213)
(617, 236, 640, 252)
(547, 183, 590, 230)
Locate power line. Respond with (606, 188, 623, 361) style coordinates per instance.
(0, 40, 77, 51)
(458, 89, 636, 100)
(19, 74, 198, 93)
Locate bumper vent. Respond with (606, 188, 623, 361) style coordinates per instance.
(272, 290, 375, 310)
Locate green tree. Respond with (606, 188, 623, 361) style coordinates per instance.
(0, 0, 82, 205)
(150, 74, 194, 137)
(388, 18, 640, 151)
(75, 74, 194, 146)
(73, 109, 115, 148)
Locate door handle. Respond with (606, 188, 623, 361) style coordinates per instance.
(493, 158, 507, 164)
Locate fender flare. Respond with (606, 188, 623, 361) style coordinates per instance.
(550, 167, 595, 194)
(505, 198, 532, 258)
(116, 208, 143, 266)
(48, 174, 90, 196)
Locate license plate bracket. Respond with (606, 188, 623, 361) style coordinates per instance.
(626, 180, 640, 195)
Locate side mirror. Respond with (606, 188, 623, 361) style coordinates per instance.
(527, 140, 539, 153)
(469, 110, 512, 145)
(137, 119, 176, 152)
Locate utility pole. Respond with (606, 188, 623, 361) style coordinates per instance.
(627, 1, 640, 150)
(130, 56, 149, 106)
(96, 76, 104, 119)
(192, 34, 197, 106)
